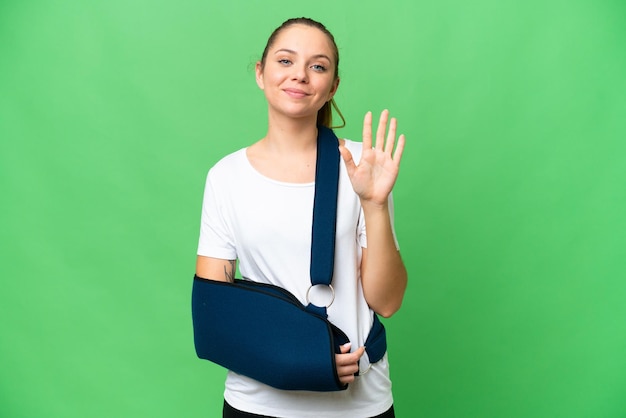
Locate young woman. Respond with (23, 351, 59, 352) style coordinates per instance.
(196, 17, 407, 418)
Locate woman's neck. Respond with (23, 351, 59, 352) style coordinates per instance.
(247, 114, 320, 183)
(263, 113, 319, 154)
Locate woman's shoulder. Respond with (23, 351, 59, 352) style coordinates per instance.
(340, 138, 363, 161)
(340, 138, 362, 148)
(209, 147, 247, 173)
(203, 148, 250, 189)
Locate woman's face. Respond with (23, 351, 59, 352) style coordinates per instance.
(256, 24, 339, 122)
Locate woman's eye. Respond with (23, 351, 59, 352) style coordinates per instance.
(311, 64, 327, 72)
(278, 59, 292, 65)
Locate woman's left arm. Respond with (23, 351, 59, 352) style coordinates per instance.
(339, 110, 408, 318)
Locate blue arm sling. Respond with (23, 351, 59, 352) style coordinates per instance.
(191, 126, 387, 391)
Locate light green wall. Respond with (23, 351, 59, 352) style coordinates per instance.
(1, 1, 625, 417)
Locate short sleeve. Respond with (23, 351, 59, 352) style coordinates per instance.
(197, 170, 237, 260)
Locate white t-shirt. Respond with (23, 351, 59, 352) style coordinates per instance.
(197, 139, 395, 417)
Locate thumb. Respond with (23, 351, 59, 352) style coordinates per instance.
(355, 346, 366, 358)
(339, 145, 357, 177)
(339, 342, 352, 354)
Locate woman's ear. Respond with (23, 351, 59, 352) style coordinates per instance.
(255, 61, 265, 90)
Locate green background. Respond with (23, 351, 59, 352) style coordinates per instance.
(1, 0, 625, 417)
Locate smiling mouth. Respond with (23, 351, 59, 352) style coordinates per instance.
(283, 89, 310, 98)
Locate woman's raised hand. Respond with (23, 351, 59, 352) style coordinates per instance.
(339, 110, 405, 207)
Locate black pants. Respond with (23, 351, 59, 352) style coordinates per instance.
(223, 400, 395, 418)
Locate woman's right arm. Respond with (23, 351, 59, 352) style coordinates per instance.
(196, 255, 237, 283)
(198, 255, 363, 384)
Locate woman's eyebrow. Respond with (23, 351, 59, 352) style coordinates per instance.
(274, 49, 331, 61)
(311, 54, 332, 62)
(274, 48, 296, 55)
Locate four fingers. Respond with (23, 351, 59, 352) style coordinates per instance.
(362, 109, 405, 164)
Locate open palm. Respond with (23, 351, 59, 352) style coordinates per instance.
(339, 110, 406, 206)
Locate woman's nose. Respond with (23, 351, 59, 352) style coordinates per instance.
(292, 65, 308, 82)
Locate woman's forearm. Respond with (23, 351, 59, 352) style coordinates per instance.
(360, 201, 408, 318)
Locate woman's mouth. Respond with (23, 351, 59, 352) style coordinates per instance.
(283, 88, 309, 98)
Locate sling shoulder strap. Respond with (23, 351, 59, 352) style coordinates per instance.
(310, 125, 341, 288)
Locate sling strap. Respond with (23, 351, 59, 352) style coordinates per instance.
(310, 125, 340, 288)
(309, 126, 386, 373)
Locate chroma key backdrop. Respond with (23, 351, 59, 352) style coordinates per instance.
(1, 0, 625, 417)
